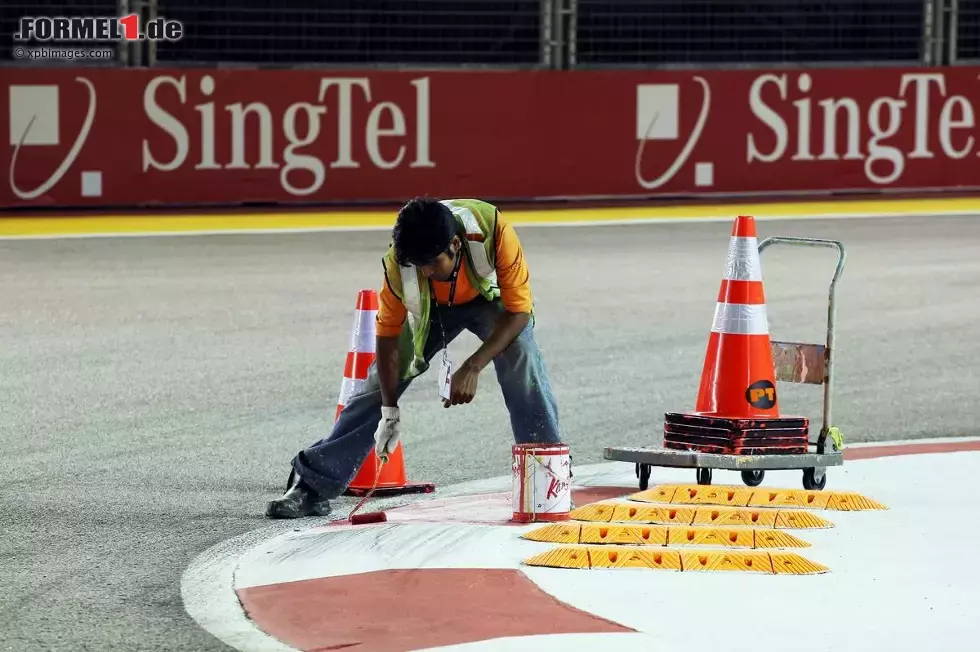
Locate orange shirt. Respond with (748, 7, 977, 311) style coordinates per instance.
(376, 210, 532, 338)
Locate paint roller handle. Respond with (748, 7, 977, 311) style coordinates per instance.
(348, 458, 386, 522)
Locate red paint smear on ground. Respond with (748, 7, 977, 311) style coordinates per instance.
(572, 486, 637, 504)
(238, 568, 633, 652)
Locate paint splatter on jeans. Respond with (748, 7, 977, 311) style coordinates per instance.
(291, 297, 563, 499)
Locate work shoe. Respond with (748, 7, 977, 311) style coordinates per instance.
(265, 475, 332, 519)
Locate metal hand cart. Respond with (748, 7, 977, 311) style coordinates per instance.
(604, 236, 847, 491)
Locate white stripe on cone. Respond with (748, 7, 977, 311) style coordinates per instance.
(711, 302, 770, 335)
(337, 376, 367, 408)
(348, 309, 377, 353)
(723, 236, 763, 281)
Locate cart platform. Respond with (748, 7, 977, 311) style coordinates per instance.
(603, 446, 843, 471)
(603, 234, 848, 492)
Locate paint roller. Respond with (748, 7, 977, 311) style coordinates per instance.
(347, 453, 389, 525)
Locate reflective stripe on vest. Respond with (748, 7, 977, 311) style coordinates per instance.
(401, 263, 422, 324)
(441, 201, 496, 279)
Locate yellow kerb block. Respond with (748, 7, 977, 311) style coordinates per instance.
(611, 504, 697, 525)
(667, 526, 755, 548)
(826, 492, 888, 511)
(774, 510, 835, 529)
(629, 486, 678, 503)
(747, 489, 832, 510)
(680, 550, 774, 573)
(753, 530, 812, 549)
(521, 523, 582, 544)
(770, 552, 830, 575)
(580, 524, 668, 546)
(569, 502, 616, 522)
(692, 507, 778, 528)
(521, 546, 830, 574)
(522, 546, 591, 569)
(589, 546, 683, 571)
(671, 485, 754, 507)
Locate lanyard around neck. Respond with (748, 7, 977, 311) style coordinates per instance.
(436, 248, 463, 351)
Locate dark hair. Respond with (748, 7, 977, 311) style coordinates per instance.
(392, 197, 459, 267)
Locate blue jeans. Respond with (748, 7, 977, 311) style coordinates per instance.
(291, 297, 563, 499)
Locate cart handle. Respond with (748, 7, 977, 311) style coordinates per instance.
(758, 237, 846, 287)
(757, 237, 846, 455)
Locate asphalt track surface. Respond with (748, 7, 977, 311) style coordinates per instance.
(1, 213, 978, 651)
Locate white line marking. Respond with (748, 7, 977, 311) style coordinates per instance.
(180, 524, 308, 652)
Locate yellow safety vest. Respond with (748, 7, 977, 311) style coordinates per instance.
(382, 198, 501, 378)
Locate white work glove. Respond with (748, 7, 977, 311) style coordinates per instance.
(374, 406, 402, 461)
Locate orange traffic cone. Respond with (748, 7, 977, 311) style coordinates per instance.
(337, 289, 436, 498)
(664, 216, 809, 456)
(695, 214, 780, 419)
(334, 289, 380, 421)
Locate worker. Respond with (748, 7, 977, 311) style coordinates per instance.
(266, 197, 564, 518)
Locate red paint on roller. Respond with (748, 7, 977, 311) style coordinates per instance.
(346, 460, 389, 525)
(350, 511, 387, 525)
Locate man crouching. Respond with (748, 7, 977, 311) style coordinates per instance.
(266, 197, 563, 519)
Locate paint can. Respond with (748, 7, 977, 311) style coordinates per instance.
(511, 443, 571, 523)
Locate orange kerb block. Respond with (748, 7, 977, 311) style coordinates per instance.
(610, 504, 697, 525)
(568, 503, 616, 522)
(521, 523, 582, 544)
(692, 507, 778, 528)
(580, 524, 669, 545)
(667, 527, 755, 548)
(680, 551, 774, 573)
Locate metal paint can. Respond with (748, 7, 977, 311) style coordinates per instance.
(511, 443, 571, 523)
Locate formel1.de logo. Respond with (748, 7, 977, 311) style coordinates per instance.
(14, 15, 183, 43)
(634, 76, 713, 191)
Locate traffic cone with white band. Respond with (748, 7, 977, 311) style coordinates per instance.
(335, 289, 379, 421)
(664, 217, 808, 456)
(695, 214, 780, 419)
(338, 289, 436, 497)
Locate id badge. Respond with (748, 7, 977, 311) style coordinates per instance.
(438, 351, 453, 401)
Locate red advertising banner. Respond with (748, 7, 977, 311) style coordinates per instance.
(4, 66, 980, 209)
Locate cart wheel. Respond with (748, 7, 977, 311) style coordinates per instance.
(638, 464, 651, 490)
(696, 468, 712, 485)
(741, 469, 765, 487)
(802, 468, 827, 491)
